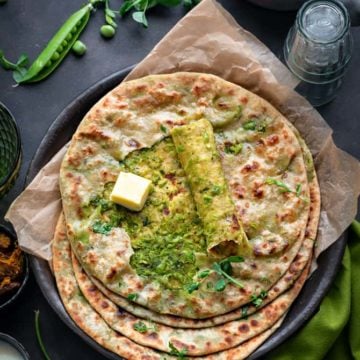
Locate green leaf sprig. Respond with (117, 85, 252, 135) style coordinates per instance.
(169, 341, 188, 358)
(185, 256, 244, 294)
(250, 290, 267, 308)
(35, 310, 52, 360)
(133, 321, 158, 333)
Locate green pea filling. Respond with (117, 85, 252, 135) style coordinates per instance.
(82, 139, 206, 289)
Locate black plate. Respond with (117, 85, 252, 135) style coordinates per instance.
(27, 67, 347, 359)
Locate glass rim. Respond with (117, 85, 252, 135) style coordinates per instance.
(296, 0, 351, 45)
(0, 102, 22, 189)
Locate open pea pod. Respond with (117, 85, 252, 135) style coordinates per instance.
(15, 3, 92, 84)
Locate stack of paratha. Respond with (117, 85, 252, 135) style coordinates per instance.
(53, 73, 320, 359)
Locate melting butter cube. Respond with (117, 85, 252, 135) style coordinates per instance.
(110, 172, 151, 211)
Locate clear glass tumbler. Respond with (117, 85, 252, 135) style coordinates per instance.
(284, 0, 353, 106)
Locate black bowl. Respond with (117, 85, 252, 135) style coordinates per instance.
(0, 224, 29, 310)
(0, 332, 30, 359)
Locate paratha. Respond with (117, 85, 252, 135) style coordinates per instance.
(60, 72, 312, 318)
(78, 131, 320, 329)
(53, 212, 308, 359)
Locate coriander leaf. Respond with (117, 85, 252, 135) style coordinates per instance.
(260, 290, 268, 299)
(250, 291, 267, 308)
(127, 293, 138, 301)
(92, 220, 113, 234)
(169, 342, 187, 358)
(225, 142, 243, 155)
(132, 10, 148, 27)
(250, 294, 263, 307)
(203, 194, 213, 204)
(215, 278, 227, 292)
(197, 269, 211, 278)
(220, 260, 232, 275)
(160, 124, 167, 133)
(296, 183, 302, 197)
(185, 282, 200, 294)
(210, 184, 222, 195)
(242, 120, 256, 131)
(133, 321, 148, 333)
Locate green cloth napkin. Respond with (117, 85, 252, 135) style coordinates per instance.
(269, 221, 360, 360)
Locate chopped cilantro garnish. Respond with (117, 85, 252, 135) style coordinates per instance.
(176, 145, 185, 153)
(127, 293, 138, 302)
(185, 282, 200, 294)
(250, 290, 268, 308)
(296, 183, 302, 197)
(214, 278, 227, 292)
(197, 269, 211, 279)
(203, 194, 213, 204)
(92, 220, 113, 235)
(210, 184, 223, 195)
(133, 321, 148, 333)
(160, 124, 167, 134)
(169, 342, 187, 358)
(242, 117, 268, 132)
(242, 120, 256, 131)
(225, 142, 243, 155)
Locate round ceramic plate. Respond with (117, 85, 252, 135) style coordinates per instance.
(27, 67, 347, 360)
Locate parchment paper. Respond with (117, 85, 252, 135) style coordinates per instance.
(6, 0, 360, 263)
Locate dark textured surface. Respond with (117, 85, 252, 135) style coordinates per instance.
(0, 0, 359, 359)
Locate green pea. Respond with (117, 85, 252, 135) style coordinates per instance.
(51, 52, 60, 61)
(45, 60, 52, 68)
(66, 34, 72, 41)
(58, 45, 64, 53)
(72, 40, 87, 56)
(62, 40, 68, 47)
(100, 25, 116, 39)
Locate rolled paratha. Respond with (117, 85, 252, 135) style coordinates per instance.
(60, 72, 312, 318)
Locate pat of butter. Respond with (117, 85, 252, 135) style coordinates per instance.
(110, 172, 151, 211)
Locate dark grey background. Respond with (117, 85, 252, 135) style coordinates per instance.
(0, 0, 359, 359)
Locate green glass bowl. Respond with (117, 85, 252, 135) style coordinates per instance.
(0, 103, 22, 198)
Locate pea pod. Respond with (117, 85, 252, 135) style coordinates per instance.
(16, 4, 92, 84)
